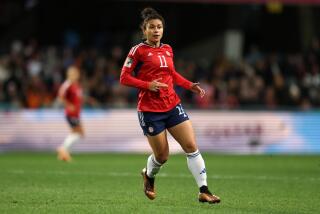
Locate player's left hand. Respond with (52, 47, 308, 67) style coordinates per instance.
(191, 82, 205, 98)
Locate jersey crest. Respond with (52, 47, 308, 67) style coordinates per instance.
(124, 57, 133, 68)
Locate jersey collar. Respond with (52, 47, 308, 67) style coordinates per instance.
(142, 41, 164, 48)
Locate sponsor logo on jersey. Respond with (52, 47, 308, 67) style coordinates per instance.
(148, 52, 153, 56)
(124, 57, 133, 68)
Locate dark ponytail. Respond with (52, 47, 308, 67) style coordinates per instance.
(140, 7, 165, 31)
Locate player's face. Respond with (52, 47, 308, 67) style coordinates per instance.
(68, 68, 80, 82)
(144, 19, 163, 45)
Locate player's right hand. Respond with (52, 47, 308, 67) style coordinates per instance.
(148, 78, 168, 92)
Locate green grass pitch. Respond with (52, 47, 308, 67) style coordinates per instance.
(0, 153, 319, 213)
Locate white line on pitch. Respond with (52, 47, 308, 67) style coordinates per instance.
(6, 169, 320, 182)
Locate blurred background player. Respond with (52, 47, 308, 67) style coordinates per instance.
(56, 66, 84, 162)
(120, 7, 220, 203)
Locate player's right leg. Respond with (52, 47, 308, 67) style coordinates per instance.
(141, 130, 169, 200)
(138, 111, 169, 200)
(57, 117, 84, 162)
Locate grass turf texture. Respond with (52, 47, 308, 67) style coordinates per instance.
(0, 153, 319, 214)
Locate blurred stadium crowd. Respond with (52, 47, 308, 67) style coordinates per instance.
(0, 37, 320, 110)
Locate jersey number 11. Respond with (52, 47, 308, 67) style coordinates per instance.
(158, 55, 168, 68)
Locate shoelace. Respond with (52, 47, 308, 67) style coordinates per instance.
(203, 189, 212, 195)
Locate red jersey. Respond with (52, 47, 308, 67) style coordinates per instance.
(120, 42, 192, 112)
(58, 80, 82, 117)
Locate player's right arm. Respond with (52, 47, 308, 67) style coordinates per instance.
(120, 46, 167, 91)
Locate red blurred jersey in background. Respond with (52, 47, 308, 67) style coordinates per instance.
(58, 81, 82, 117)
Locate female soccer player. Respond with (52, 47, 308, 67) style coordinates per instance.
(56, 66, 84, 162)
(120, 7, 220, 203)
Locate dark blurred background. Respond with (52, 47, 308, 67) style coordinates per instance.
(1, 0, 320, 110)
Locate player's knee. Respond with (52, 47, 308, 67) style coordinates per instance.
(73, 126, 84, 136)
(183, 142, 197, 153)
(155, 154, 169, 164)
(79, 130, 85, 137)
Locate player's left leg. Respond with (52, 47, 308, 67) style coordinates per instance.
(57, 119, 84, 162)
(168, 120, 220, 204)
(63, 125, 84, 149)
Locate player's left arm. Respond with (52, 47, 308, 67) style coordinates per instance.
(172, 71, 205, 98)
(169, 46, 205, 97)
